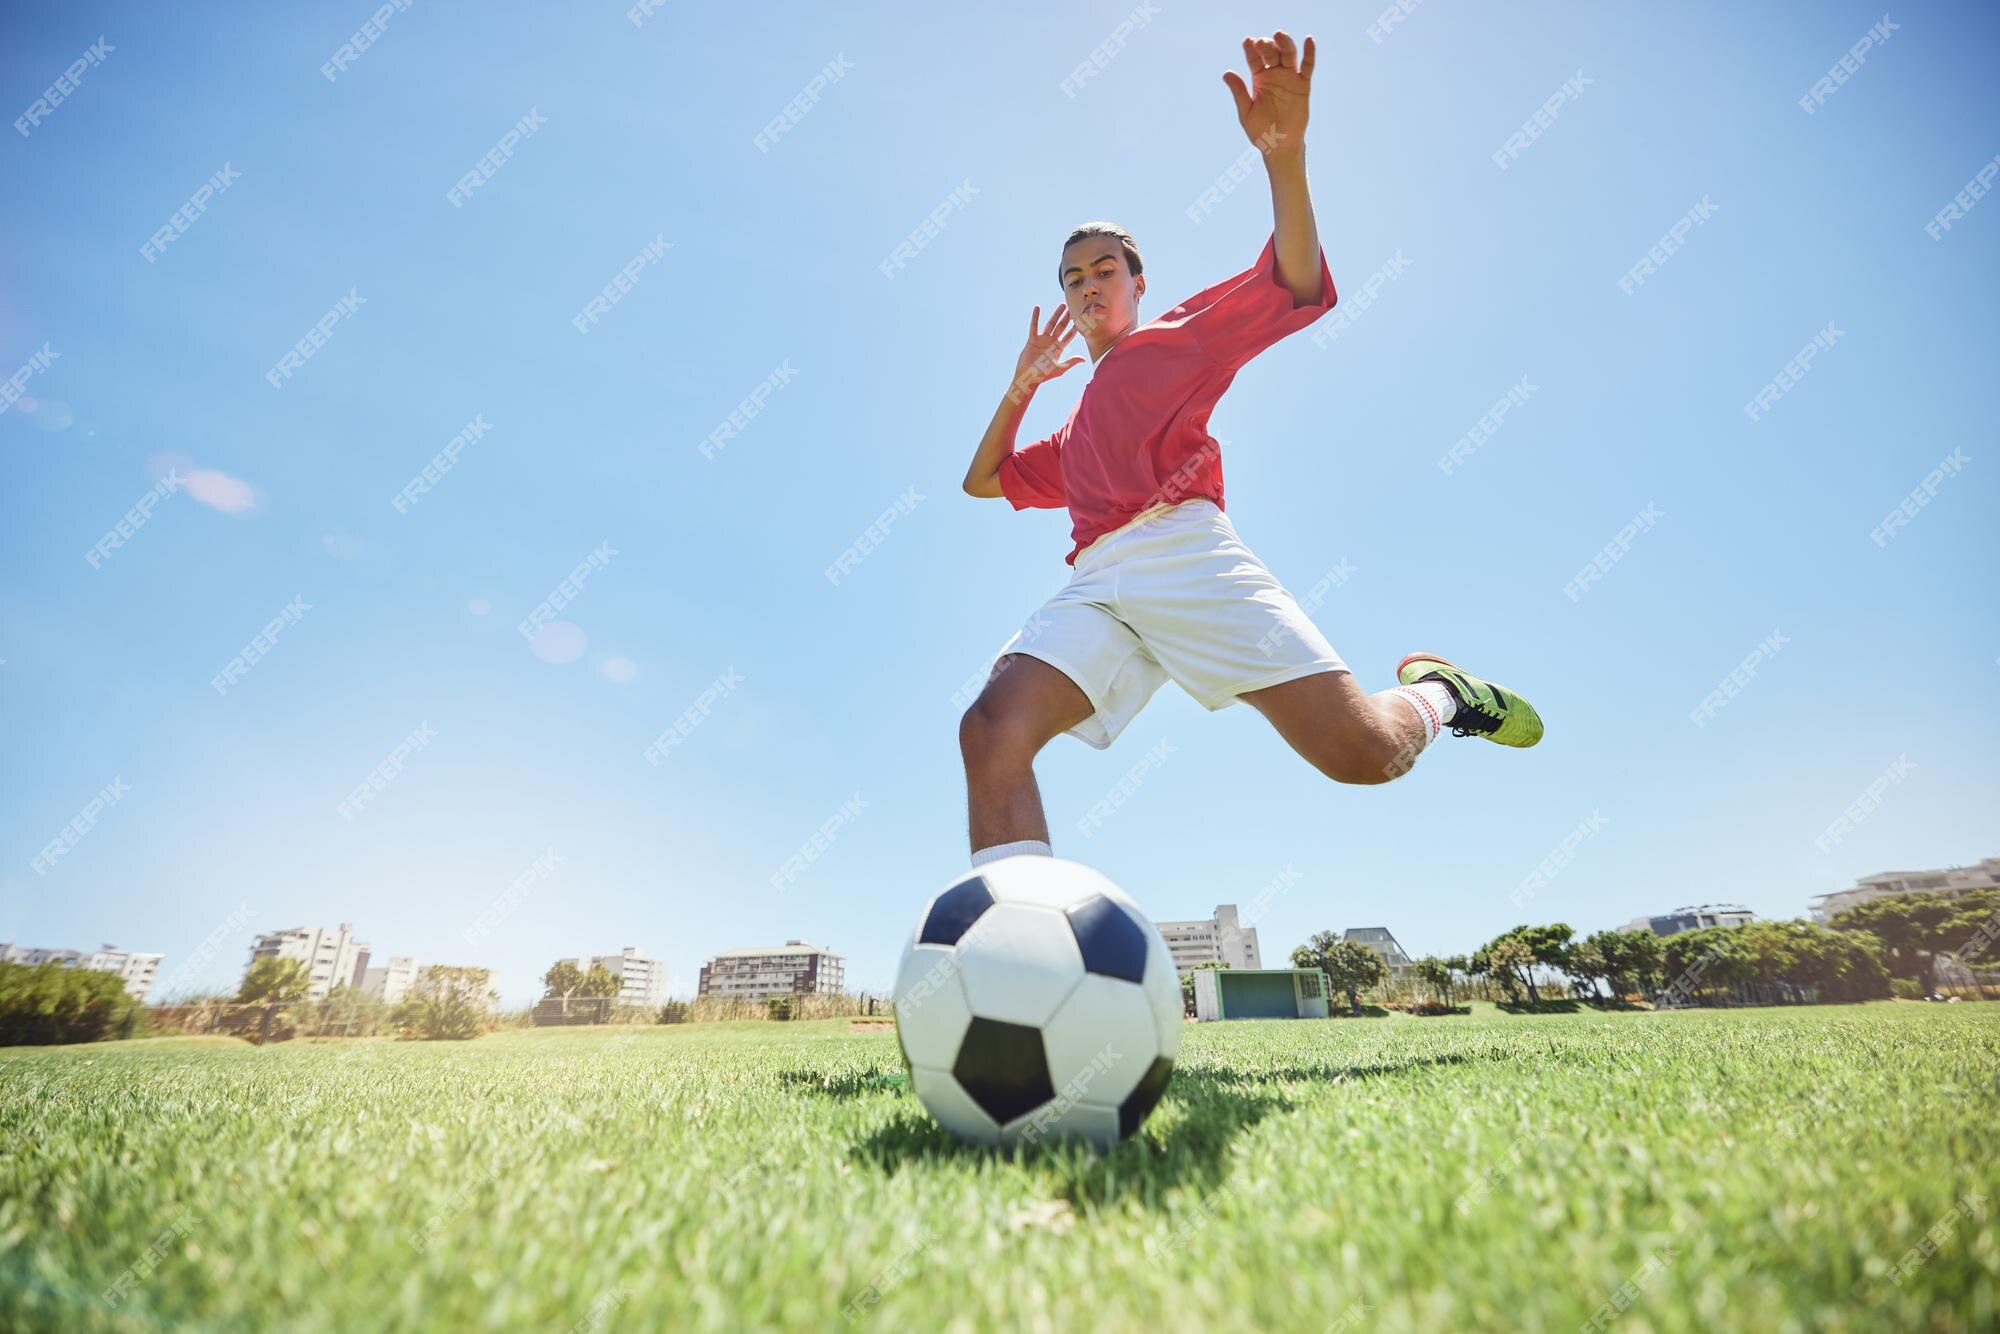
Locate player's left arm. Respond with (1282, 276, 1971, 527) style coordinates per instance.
(1222, 30, 1322, 307)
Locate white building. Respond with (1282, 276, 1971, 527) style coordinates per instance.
(698, 940, 844, 1001)
(1624, 905, 1757, 937)
(560, 947, 668, 1009)
(360, 955, 422, 1005)
(0, 943, 164, 1001)
(248, 923, 368, 1000)
(1156, 905, 1262, 973)
(1809, 857, 2000, 923)
(1344, 926, 1414, 973)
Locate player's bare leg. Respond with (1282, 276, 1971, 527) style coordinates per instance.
(1239, 669, 1431, 783)
(959, 654, 1095, 857)
(1242, 654, 1544, 783)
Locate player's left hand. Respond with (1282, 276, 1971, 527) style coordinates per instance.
(1222, 31, 1313, 158)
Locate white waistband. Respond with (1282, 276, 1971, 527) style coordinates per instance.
(1075, 497, 1221, 567)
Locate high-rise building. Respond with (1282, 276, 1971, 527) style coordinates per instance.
(1156, 905, 1262, 973)
(698, 941, 844, 1001)
(248, 924, 369, 1000)
(360, 955, 422, 1005)
(1343, 927, 1414, 973)
(1624, 905, 1757, 937)
(1809, 857, 2000, 922)
(560, 947, 668, 1009)
(0, 943, 164, 1001)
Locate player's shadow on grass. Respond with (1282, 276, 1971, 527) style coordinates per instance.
(1197, 1049, 1476, 1086)
(850, 1067, 1294, 1207)
(836, 1047, 1488, 1206)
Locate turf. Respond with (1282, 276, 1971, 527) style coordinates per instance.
(1, 1003, 1995, 1332)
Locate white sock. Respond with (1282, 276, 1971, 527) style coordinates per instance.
(1386, 681, 1457, 743)
(971, 839, 1052, 867)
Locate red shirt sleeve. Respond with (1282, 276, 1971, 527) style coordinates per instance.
(1177, 231, 1338, 371)
(997, 422, 1069, 510)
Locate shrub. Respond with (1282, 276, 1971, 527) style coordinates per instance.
(394, 966, 494, 1040)
(0, 961, 143, 1046)
(766, 997, 794, 1022)
(675, 994, 873, 1023)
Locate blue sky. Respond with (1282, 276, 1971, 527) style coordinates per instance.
(3, 2, 1995, 1004)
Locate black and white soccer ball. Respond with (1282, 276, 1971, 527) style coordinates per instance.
(892, 855, 1182, 1149)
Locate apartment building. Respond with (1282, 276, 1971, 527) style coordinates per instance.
(1624, 905, 1757, 937)
(1343, 926, 1414, 973)
(0, 943, 164, 1001)
(559, 947, 668, 1009)
(1809, 857, 2000, 923)
(248, 923, 368, 1000)
(698, 940, 844, 1001)
(1156, 905, 1262, 973)
(360, 955, 422, 1005)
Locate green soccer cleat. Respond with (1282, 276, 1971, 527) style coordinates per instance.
(1396, 653, 1544, 748)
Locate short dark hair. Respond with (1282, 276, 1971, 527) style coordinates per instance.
(1059, 222, 1144, 289)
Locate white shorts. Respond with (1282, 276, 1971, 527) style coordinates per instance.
(993, 499, 1347, 750)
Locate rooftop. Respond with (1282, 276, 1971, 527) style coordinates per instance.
(707, 940, 841, 960)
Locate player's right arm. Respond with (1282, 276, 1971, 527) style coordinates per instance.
(961, 305, 1083, 499)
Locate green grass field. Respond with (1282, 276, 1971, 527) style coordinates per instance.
(2, 1003, 1995, 1332)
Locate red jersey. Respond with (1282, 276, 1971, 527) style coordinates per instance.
(998, 230, 1337, 565)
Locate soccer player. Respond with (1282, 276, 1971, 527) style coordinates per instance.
(958, 31, 1542, 867)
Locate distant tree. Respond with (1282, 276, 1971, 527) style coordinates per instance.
(1834, 889, 2000, 997)
(1661, 927, 1752, 1004)
(1616, 929, 1665, 997)
(396, 965, 492, 1040)
(1566, 937, 1608, 1001)
(238, 957, 309, 1005)
(1769, 919, 1887, 1002)
(657, 999, 690, 1024)
(1483, 934, 1537, 1003)
(236, 957, 311, 1044)
(1737, 920, 1805, 997)
(1516, 923, 1574, 997)
(542, 960, 584, 1017)
(1827, 929, 1892, 1002)
(1180, 961, 1230, 1014)
(1648, 918, 1895, 1007)
(1463, 948, 1496, 1001)
(1412, 956, 1453, 1006)
(1942, 894, 2000, 999)
(580, 963, 622, 1001)
(1292, 933, 1387, 1016)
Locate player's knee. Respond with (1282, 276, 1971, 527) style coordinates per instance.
(959, 698, 1041, 772)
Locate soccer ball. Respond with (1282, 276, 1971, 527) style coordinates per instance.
(892, 855, 1182, 1149)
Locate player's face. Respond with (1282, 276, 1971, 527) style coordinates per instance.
(1060, 240, 1144, 345)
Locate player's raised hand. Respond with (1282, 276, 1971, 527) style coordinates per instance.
(1014, 304, 1084, 392)
(1222, 30, 1314, 157)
